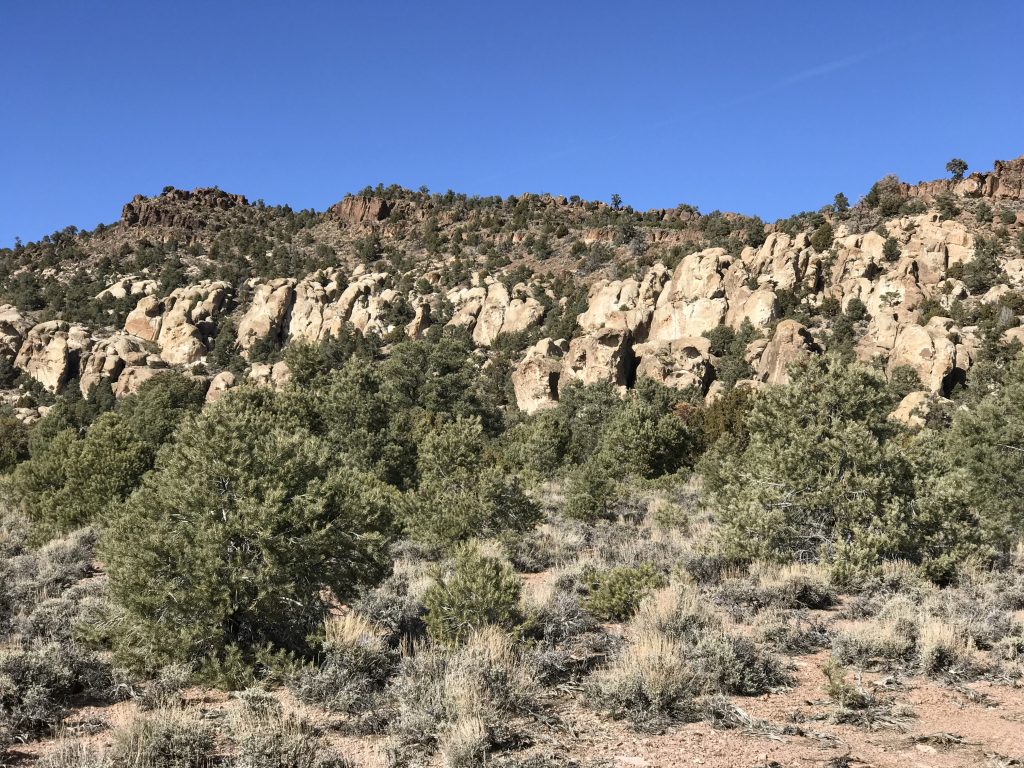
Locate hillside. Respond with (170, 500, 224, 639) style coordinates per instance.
(1, 157, 1024, 768)
(0, 155, 1021, 421)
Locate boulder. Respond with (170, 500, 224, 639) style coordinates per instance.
(648, 297, 728, 342)
(634, 337, 713, 391)
(647, 249, 732, 343)
(112, 365, 161, 397)
(577, 267, 669, 337)
(559, 328, 634, 391)
(725, 288, 779, 331)
(512, 338, 567, 414)
(14, 321, 92, 392)
(248, 360, 292, 389)
(124, 295, 163, 342)
(237, 279, 296, 353)
(206, 370, 236, 403)
(406, 303, 432, 339)
(755, 320, 821, 385)
(125, 281, 231, 364)
(0, 304, 32, 359)
(78, 333, 149, 395)
(886, 319, 958, 393)
(469, 281, 544, 346)
(889, 390, 951, 429)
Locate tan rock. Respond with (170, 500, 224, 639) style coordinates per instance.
(512, 338, 567, 414)
(206, 370, 236, 403)
(124, 295, 163, 342)
(406, 303, 431, 339)
(725, 288, 779, 331)
(247, 360, 292, 389)
(330, 196, 390, 225)
(112, 365, 161, 397)
(890, 390, 951, 429)
(560, 328, 634, 390)
(887, 320, 958, 392)
(79, 333, 149, 395)
(473, 282, 511, 346)
(755, 320, 821, 385)
(237, 279, 296, 352)
(13, 321, 92, 392)
(648, 297, 727, 341)
(0, 304, 32, 358)
(634, 337, 713, 392)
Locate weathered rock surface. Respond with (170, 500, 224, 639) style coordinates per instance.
(890, 390, 952, 429)
(511, 338, 567, 414)
(0, 305, 32, 359)
(560, 328, 634, 391)
(470, 282, 545, 347)
(886, 318, 959, 393)
(79, 333, 149, 395)
(634, 337, 713, 391)
(206, 370, 236, 403)
(237, 279, 295, 353)
(330, 196, 391, 226)
(754, 320, 821, 385)
(14, 321, 93, 391)
(121, 188, 248, 229)
(248, 361, 292, 389)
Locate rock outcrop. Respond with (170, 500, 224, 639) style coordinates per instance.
(511, 338, 567, 415)
(753, 320, 821, 385)
(330, 196, 391, 226)
(14, 321, 92, 392)
(634, 337, 714, 391)
(0, 305, 32, 359)
(121, 188, 248, 229)
(560, 328, 634, 391)
(78, 333, 149, 395)
(886, 318, 959, 393)
(237, 279, 296, 353)
(902, 155, 1024, 202)
(124, 281, 231, 364)
(890, 390, 952, 429)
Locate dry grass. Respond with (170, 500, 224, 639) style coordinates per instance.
(387, 627, 542, 765)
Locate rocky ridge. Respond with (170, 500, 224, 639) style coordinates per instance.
(3, 156, 1024, 421)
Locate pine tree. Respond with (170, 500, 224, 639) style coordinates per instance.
(103, 388, 398, 673)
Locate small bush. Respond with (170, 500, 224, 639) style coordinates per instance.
(424, 544, 522, 645)
(831, 610, 917, 669)
(521, 581, 612, 683)
(352, 568, 428, 647)
(291, 613, 394, 715)
(632, 584, 721, 645)
(688, 633, 790, 696)
(0, 643, 111, 743)
(586, 630, 694, 732)
(36, 741, 109, 768)
(583, 564, 667, 622)
(882, 237, 901, 262)
(810, 222, 834, 252)
(388, 628, 540, 764)
(916, 618, 977, 675)
(752, 609, 830, 654)
(230, 707, 351, 768)
(136, 663, 192, 711)
(110, 710, 215, 768)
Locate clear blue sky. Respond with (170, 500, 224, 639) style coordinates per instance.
(2, 1, 1022, 246)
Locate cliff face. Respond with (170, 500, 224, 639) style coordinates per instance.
(3, 156, 1024, 420)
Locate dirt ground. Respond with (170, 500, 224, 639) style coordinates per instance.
(12, 651, 1023, 768)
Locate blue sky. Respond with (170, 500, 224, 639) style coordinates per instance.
(1, 1, 1022, 245)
